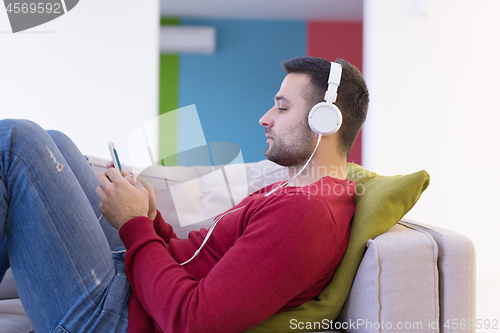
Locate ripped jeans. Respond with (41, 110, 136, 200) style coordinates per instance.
(0, 119, 129, 333)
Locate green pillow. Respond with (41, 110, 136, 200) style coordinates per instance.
(246, 163, 430, 332)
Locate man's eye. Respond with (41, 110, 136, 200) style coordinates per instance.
(278, 108, 287, 112)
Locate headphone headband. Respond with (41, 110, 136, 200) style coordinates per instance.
(324, 62, 342, 104)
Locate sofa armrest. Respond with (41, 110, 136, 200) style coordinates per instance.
(335, 223, 440, 333)
(399, 219, 476, 333)
(330, 221, 476, 333)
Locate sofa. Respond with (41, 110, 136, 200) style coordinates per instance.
(0, 157, 476, 333)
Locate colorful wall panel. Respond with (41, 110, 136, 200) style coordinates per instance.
(179, 19, 306, 164)
(160, 18, 362, 165)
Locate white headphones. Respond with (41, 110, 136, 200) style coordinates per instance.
(308, 62, 343, 136)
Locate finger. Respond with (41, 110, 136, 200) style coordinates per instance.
(96, 172, 112, 189)
(107, 161, 130, 177)
(105, 167, 125, 184)
(121, 168, 132, 177)
(136, 175, 154, 190)
(124, 175, 137, 186)
(96, 184, 105, 199)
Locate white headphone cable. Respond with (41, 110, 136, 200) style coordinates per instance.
(180, 206, 244, 266)
(264, 133, 323, 197)
(97, 214, 127, 254)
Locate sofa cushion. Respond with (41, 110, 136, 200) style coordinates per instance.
(245, 163, 430, 332)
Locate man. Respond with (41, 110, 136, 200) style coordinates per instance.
(0, 56, 368, 333)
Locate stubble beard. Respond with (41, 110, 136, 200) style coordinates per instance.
(265, 118, 316, 169)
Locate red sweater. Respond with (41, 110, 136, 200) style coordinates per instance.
(119, 177, 356, 333)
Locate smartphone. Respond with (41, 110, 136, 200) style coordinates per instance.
(107, 142, 122, 173)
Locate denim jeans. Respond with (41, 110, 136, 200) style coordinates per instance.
(0, 119, 129, 333)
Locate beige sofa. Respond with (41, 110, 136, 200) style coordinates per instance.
(0, 157, 476, 333)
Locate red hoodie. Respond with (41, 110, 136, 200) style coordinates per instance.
(119, 177, 355, 333)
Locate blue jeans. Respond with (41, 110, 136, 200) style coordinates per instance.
(0, 119, 129, 333)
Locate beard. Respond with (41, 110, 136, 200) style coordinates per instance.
(265, 118, 316, 168)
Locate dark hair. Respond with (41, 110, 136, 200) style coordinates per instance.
(282, 56, 369, 158)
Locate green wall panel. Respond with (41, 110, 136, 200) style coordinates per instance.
(159, 17, 179, 166)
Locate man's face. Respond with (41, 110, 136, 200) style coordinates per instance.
(259, 73, 316, 167)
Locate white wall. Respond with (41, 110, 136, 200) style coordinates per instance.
(364, 0, 500, 327)
(0, 0, 159, 166)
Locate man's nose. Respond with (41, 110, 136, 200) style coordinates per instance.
(259, 107, 273, 127)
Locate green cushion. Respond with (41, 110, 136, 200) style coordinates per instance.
(246, 163, 430, 332)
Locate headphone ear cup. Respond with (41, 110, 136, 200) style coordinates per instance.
(308, 102, 343, 136)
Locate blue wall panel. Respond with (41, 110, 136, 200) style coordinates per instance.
(179, 19, 306, 164)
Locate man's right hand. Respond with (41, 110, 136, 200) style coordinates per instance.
(106, 161, 157, 221)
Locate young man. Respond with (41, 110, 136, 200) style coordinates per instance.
(0, 56, 368, 333)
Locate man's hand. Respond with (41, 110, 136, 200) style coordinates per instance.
(96, 166, 149, 230)
(105, 162, 157, 221)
